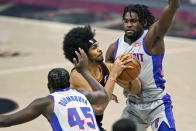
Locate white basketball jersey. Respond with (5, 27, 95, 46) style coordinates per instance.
(49, 88, 99, 131)
(114, 30, 166, 103)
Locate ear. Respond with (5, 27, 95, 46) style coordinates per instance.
(142, 19, 147, 28)
(122, 18, 125, 24)
(48, 83, 52, 90)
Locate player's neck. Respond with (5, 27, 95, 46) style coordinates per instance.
(87, 61, 100, 78)
(124, 30, 144, 44)
(124, 35, 140, 44)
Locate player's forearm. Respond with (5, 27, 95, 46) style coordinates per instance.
(104, 73, 118, 99)
(85, 90, 109, 105)
(0, 115, 13, 127)
(155, 0, 180, 37)
(168, 0, 180, 10)
(0, 110, 37, 127)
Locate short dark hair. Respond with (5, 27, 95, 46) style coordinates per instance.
(63, 25, 95, 63)
(48, 68, 70, 90)
(123, 4, 155, 29)
(112, 119, 136, 131)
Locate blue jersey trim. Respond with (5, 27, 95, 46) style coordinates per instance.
(142, 36, 166, 89)
(76, 90, 84, 94)
(114, 39, 119, 60)
(162, 94, 176, 129)
(159, 122, 176, 131)
(93, 110, 100, 131)
(142, 36, 152, 56)
(49, 112, 63, 131)
(55, 88, 70, 92)
(152, 54, 166, 89)
(49, 95, 54, 100)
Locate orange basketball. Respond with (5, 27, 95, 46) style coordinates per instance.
(118, 53, 141, 81)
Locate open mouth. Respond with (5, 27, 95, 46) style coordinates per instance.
(126, 29, 134, 34)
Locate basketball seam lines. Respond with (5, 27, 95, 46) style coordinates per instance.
(125, 69, 134, 80)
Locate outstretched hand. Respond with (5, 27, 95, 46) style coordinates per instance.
(73, 48, 88, 73)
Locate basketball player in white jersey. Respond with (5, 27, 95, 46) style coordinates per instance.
(106, 0, 180, 131)
(0, 48, 130, 130)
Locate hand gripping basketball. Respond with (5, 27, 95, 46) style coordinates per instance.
(118, 53, 141, 81)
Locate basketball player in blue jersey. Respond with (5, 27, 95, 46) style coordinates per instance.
(0, 48, 130, 130)
(63, 25, 141, 131)
(106, 0, 180, 131)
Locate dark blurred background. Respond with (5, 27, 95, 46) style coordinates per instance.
(0, 0, 196, 39)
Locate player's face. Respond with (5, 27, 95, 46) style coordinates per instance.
(88, 42, 104, 62)
(123, 12, 143, 40)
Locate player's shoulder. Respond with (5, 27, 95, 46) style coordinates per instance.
(106, 41, 117, 62)
(70, 68, 90, 90)
(70, 69, 83, 81)
(36, 96, 53, 104)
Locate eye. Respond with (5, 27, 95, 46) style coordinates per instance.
(131, 19, 139, 23)
(123, 19, 128, 23)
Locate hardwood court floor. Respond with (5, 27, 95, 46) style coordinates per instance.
(0, 16, 196, 131)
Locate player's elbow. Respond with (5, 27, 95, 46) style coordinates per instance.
(125, 86, 141, 95)
(93, 106, 106, 115)
(102, 95, 109, 103)
(127, 79, 141, 95)
(96, 93, 109, 104)
(129, 87, 141, 95)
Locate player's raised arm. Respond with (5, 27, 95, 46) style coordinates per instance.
(0, 97, 51, 127)
(156, 0, 180, 36)
(145, 0, 180, 54)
